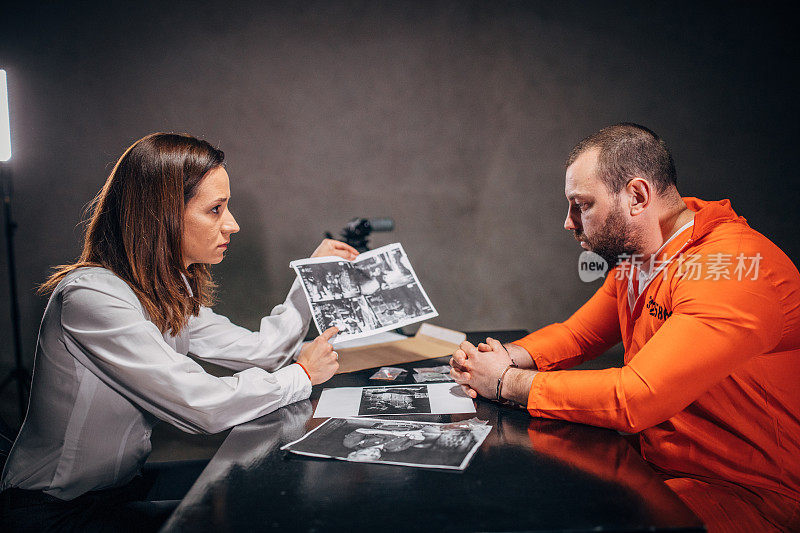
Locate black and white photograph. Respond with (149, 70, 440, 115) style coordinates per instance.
(358, 385, 431, 416)
(290, 243, 438, 341)
(295, 262, 360, 302)
(281, 417, 492, 470)
(412, 364, 454, 382)
(311, 296, 380, 337)
(365, 284, 435, 327)
(412, 373, 454, 383)
(313, 382, 476, 419)
(354, 248, 415, 295)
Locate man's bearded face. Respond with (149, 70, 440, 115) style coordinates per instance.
(574, 203, 643, 268)
(565, 147, 644, 268)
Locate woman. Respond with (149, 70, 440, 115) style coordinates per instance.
(0, 133, 358, 531)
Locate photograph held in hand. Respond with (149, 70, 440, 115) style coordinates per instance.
(291, 243, 437, 341)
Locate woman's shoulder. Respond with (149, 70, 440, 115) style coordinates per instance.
(58, 265, 124, 287)
(55, 267, 142, 309)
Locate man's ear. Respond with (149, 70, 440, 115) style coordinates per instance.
(626, 177, 651, 216)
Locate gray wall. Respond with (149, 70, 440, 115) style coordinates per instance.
(1, 1, 798, 369)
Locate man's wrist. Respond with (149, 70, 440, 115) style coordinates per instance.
(496, 364, 516, 402)
(504, 343, 536, 369)
(499, 367, 539, 406)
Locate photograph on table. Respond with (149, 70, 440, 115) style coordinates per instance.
(412, 364, 454, 383)
(313, 382, 475, 418)
(281, 417, 492, 470)
(358, 385, 431, 416)
(412, 372, 454, 383)
(290, 243, 438, 342)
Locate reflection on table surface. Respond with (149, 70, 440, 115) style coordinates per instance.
(164, 344, 703, 532)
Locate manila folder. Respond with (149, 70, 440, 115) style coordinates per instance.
(335, 324, 466, 374)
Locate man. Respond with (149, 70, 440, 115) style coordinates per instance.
(451, 123, 800, 532)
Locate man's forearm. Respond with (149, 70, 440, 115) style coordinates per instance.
(500, 367, 538, 406)
(504, 343, 536, 369)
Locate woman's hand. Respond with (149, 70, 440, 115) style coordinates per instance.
(296, 327, 340, 385)
(310, 239, 359, 261)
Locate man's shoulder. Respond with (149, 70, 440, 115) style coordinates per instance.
(674, 220, 800, 325)
(691, 219, 797, 275)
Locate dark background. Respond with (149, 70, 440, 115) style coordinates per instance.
(1, 1, 798, 376)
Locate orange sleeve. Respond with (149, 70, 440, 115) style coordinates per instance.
(512, 267, 622, 370)
(526, 268, 785, 433)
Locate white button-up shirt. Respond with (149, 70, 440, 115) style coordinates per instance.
(1, 267, 312, 500)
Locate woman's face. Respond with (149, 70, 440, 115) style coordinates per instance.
(182, 166, 239, 268)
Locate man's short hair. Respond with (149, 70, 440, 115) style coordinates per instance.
(566, 123, 677, 194)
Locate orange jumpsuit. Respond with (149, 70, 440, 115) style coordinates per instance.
(513, 198, 800, 532)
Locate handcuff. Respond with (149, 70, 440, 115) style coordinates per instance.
(496, 362, 518, 405)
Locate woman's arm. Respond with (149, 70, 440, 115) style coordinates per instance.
(186, 239, 359, 371)
(59, 272, 311, 434)
(186, 277, 311, 372)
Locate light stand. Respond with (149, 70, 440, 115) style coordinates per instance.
(0, 69, 30, 425)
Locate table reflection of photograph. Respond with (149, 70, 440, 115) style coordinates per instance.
(358, 385, 431, 416)
(282, 417, 492, 470)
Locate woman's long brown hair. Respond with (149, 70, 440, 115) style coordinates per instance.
(40, 133, 224, 335)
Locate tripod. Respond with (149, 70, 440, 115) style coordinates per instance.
(0, 164, 30, 426)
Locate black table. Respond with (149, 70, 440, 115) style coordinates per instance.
(163, 331, 704, 532)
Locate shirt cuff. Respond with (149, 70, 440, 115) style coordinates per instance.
(272, 363, 313, 406)
(512, 341, 565, 372)
(526, 371, 545, 417)
(510, 341, 545, 371)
